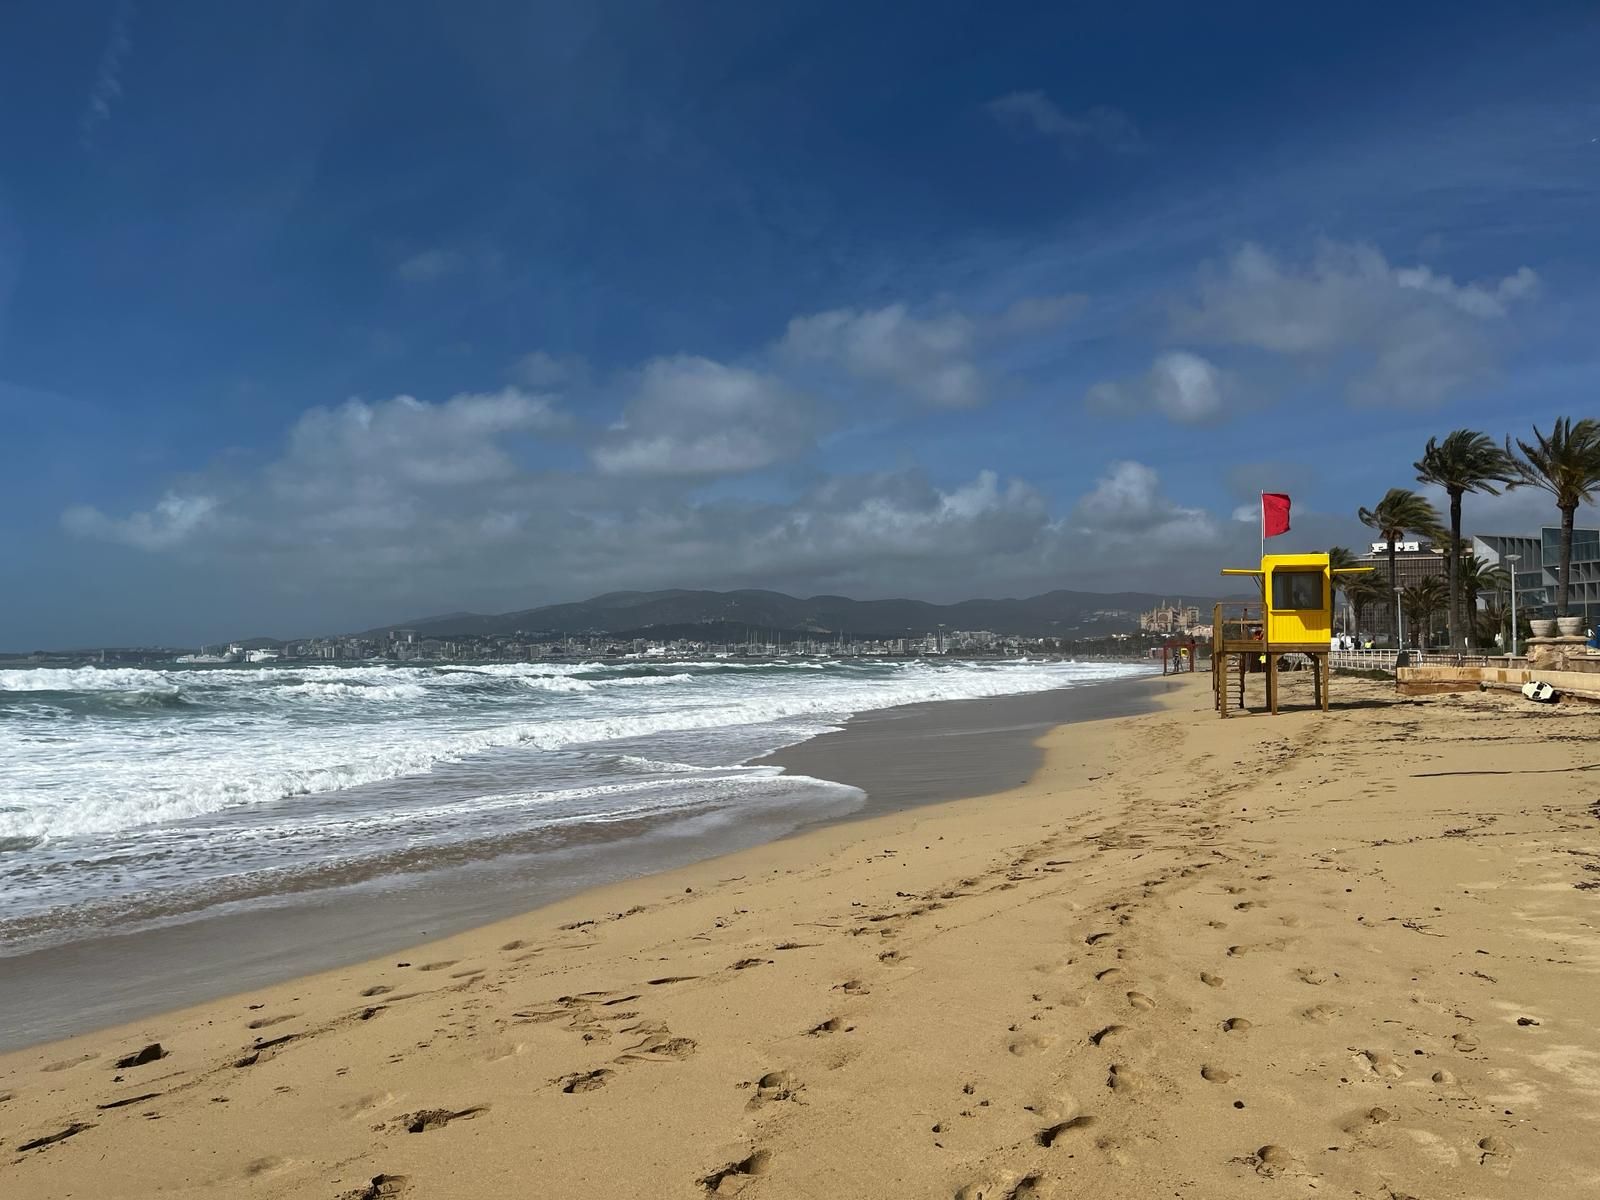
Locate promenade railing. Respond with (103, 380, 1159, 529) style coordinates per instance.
(1329, 649, 1526, 674)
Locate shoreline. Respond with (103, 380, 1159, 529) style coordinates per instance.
(0, 672, 1158, 1052)
(6, 670, 1596, 1197)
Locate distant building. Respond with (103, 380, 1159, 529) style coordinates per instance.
(1352, 541, 1446, 634)
(1473, 527, 1600, 619)
(1138, 602, 1201, 635)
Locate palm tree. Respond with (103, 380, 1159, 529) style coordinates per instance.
(1506, 418, 1600, 616)
(1456, 552, 1508, 644)
(1357, 489, 1443, 645)
(1414, 430, 1516, 650)
(1346, 574, 1389, 644)
(1328, 545, 1359, 633)
(1401, 576, 1448, 647)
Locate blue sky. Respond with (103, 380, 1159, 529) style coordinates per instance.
(3, 1, 1599, 646)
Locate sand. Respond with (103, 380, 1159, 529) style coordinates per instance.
(3, 671, 1598, 1198)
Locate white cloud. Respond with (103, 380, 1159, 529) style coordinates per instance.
(63, 491, 217, 550)
(1071, 460, 1220, 544)
(592, 356, 819, 477)
(394, 249, 470, 283)
(781, 303, 985, 408)
(280, 388, 567, 490)
(80, 0, 135, 147)
(1086, 351, 1230, 425)
(984, 91, 1141, 154)
(59, 384, 1246, 615)
(1173, 240, 1538, 405)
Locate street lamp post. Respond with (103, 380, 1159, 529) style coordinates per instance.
(1506, 554, 1521, 660)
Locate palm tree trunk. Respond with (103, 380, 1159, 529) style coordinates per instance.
(1448, 489, 1462, 649)
(1559, 504, 1575, 616)
(1387, 540, 1399, 645)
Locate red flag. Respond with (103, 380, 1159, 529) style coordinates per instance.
(1262, 492, 1291, 538)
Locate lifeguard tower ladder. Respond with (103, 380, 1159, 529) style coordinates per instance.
(1213, 552, 1371, 717)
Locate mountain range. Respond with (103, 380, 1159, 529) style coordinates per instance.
(360, 588, 1224, 641)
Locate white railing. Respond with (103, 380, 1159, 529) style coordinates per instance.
(1330, 650, 1400, 671)
(1330, 650, 1525, 673)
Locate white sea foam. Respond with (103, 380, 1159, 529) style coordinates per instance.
(0, 659, 1151, 846)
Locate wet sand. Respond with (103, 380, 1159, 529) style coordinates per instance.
(0, 675, 1155, 1051)
(4, 671, 1597, 1198)
(763, 673, 1159, 815)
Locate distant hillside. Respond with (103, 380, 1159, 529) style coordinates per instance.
(365, 588, 1224, 641)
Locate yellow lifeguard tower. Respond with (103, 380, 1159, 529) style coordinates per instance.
(1212, 552, 1371, 716)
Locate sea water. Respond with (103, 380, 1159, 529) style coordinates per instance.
(0, 657, 1149, 955)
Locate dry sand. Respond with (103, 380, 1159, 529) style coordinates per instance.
(3, 671, 1598, 1198)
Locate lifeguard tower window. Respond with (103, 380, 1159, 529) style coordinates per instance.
(1271, 570, 1324, 611)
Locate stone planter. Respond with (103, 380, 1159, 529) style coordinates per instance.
(1558, 616, 1585, 637)
(1530, 619, 1557, 638)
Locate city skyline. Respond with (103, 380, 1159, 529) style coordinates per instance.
(3, 3, 1598, 646)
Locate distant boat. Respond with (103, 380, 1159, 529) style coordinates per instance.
(175, 652, 229, 664)
(245, 648, 281, 663)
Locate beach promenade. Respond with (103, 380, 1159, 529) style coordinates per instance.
(3, 672, 1597, 1198)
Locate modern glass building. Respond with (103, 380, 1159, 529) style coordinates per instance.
(1473, 528, 1600, 619)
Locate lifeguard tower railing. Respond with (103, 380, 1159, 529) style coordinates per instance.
(1212, 601, 1265, 653)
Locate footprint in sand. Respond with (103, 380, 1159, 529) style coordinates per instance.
(648, 976, 699, 986)
(1221, 1018, 1252, 1033)
(1106, 1064, 1139, 1093)
(1250, 1144, 1299, 1177)
(1360, 1050, 1404, 1078)
(1037, 1115, 1096, 1146)
(836, 979, 871, 995)
(244, 1156, 295, 1177)
(1338, 1106, 1397, 1135)
(361, 985, 393, 998)
(1088, 1024, 1126, 1047)
(416, 961, 457, 972)
(401, 1105, 488, 1132)
(1451, 1032, 1480, 1053)
(42, 1053, 99, 1073)
(1299, 1004, 1340, 1024)
(1430, 1069, 1457, 1085)
(499, 940, 526, 951)
(808, 1017, 848, 1036)
(1477, 1135, 1514, 1164)
(248, 1014, 296, 1030)
(1293, 967, 1329, 986)
(955, 1172, 1049, 1200)
(698, 1148, 772, 1194)
(1200, 972, 1224, 988)
(1126, 992, 1155, 1011)
(557, 1069, 612, 1094)
(18, 1123, 94, 1153)
(340, 1174, 409, 1200)
(1200, 1065, 1233, 1083)
(747, 1070, 800, 1107)
(1084, 932, 1114, 946)
(1094, 967, 1126, 983)
(617, 1032, 697, 1063)
(1009, 1033, 1059, 1056)
(1023, 1092, 1080, 1122)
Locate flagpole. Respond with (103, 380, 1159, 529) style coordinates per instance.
(1260, 491, 1265, 561)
